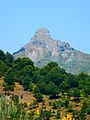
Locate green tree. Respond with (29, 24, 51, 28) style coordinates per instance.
(13, 57, 34, 71)
(40, 61, 58, 76)
(77, 72, 88, 81)
(0, 49, 6, 61)
(73, 89, 80, 97)
(68, 74, 79, 88)
(59, 80, 70, 92)
(73, 88, 80, 101)
(0, 60, 8, 75)
(65, 99, 69, 108)
(53, 102, 57, 109)
(34, 93, 43, 102)
(6, 52, 13, 66)
(37, 81, 47, 94)
(48, 81, 59, 99)
(34, 86, 40, 94)
(4, 68, 15, 85)
(47, 66, 66, 86)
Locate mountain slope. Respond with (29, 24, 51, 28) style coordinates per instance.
(13, 28, 90, 74)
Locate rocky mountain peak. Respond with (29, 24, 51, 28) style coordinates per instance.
(35, 28, 50, 37)
(32, 28, 52, 42)
(13, 28, 90, 74)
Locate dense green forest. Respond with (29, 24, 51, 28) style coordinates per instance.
(0, 49, 90, 120)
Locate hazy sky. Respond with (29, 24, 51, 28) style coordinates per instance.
(0, 0, 90, 54)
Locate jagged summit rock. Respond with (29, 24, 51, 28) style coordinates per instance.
(34, 28, 51, 39)
(13, 28, 90, 74)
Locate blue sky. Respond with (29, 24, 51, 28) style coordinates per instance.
(0, 0, 90, 54)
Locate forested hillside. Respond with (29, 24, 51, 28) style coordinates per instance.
(0, 49, 90, 120)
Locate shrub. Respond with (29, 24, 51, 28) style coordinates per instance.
(65, 99, 69, 108)
(4, 68, 15, 85)
(87, 108, 90, 115)
(34, 93, 43, 102)
(53, 102, 57, 109)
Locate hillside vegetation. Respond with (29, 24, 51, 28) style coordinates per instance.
(0, 49, 90, 120)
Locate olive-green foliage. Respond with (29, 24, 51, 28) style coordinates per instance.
(0, 60, 8, 75)
(6, 52, 13, 66)
(78, 73, 90, 97)
(0, 50, 13, 75)
(73, 88, 80, 98)
(36, 81, 59, 99)
(4, 68, 15, 91)
(53, 102, 57, 109)
(87, 108, 90, 115)
(12, 57, 35, 91)
(80, 100, 88, 120)
(67, 74, 79, 88)
(40, 61, 58, 76)
(0, 50, 6, 61)
(57, 109, 60, 119)
(65, 99, 69, 108)
(59, 80, 70, 92)
(13, 57, 34, 70)
(34, 92, 43, 102)
(46, 66, 66, 86)
(32, 69, 42, 83)
(4, 68, 15, 85)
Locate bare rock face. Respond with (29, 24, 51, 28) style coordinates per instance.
(13, 28, 90, 74)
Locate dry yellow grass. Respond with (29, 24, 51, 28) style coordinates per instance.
(0, 77, 4, 94)
(10, 82, 35, 103)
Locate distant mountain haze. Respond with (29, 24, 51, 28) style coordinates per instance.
(13, 28, 90, 74)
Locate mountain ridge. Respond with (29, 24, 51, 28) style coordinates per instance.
(13, 28, 90, 74)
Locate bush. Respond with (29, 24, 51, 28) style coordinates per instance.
(65, 99, 69, 108)
(3, 83, 14, 91)
(87, 108, 90, 115)
(73, 88, 80, 102)
(53, 102, 57, 109)
(34, 93, 43, 102)
(73, 88, 80, 98)
(4, 68, 15, 85)
(9, 85, 14, 91)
